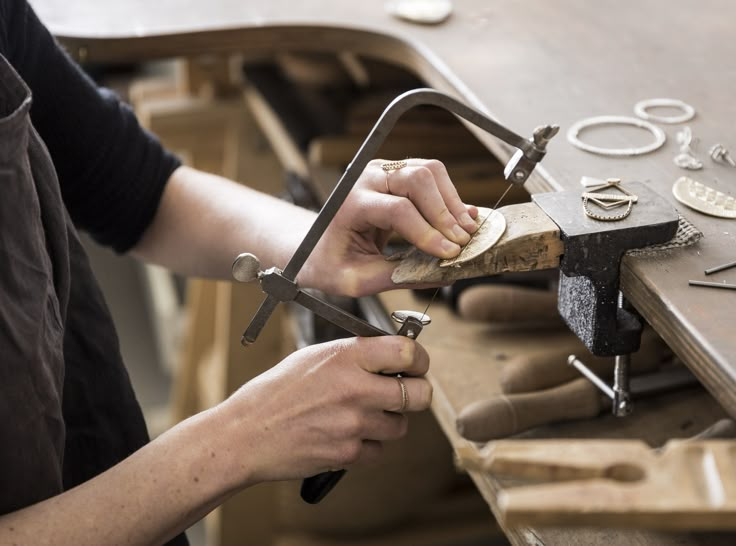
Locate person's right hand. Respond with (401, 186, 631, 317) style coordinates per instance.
(213, 335, 432, 486)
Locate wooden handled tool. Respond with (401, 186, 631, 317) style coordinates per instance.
(457, 378, 600, 441)
(499, 327, 666, 394)
(457, 365, 699, 442)
(455, 283, 563, 325)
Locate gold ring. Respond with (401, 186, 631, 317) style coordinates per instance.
(396, 375, 409, 413)
(381, 160, 408, 172)
(381, 160, 408, 194)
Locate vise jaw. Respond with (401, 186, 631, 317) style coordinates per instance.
(532, 182, 679, 356)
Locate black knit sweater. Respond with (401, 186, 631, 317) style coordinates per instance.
(0, 0, 180, 252)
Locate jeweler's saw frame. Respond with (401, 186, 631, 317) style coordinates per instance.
(231, 88, 558, 503)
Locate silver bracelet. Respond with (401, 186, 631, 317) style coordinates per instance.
(634, 97, 695, 124)
(567, 115, 666, 156)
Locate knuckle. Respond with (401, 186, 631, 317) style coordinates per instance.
(391, 196, 414, 216)
(412, 166, 434, 185)
(396, 337, 416, 369)
(336, 266, 363, 297)
(340, 410, 364, 438)
(437, 206, 456, 225)
(424, 158, 446, 174)
(337, 440, 363, 466)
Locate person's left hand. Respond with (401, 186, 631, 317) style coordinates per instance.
(300, 158, 478, 297)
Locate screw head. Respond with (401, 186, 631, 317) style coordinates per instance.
(616, 399, 633, 417)
(232, 253, 262, 283)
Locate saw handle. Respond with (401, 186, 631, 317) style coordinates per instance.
(456, 378, 602, 441)
(301, 469, 347, 504)
(299, 316, 425, 503)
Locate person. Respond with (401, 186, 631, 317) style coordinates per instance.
(0, 0, 479, 544)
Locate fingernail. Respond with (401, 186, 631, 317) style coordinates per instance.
(441, 238, 461, 255)
(452, 224, 470, 243)
(461, 213, 476, 230)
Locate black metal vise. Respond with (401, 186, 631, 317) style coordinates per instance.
(533, 181, 679, 357)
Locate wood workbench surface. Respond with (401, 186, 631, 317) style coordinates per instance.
(30, 0, 735, 414)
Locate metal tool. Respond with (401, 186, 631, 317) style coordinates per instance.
(533, 182, 678, 356)
(457, 363, 700, 441)
(232, 88, 557, 503)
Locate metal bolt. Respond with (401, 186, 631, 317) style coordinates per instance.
(616, 399, 633, 416)
(709, 143, 736, 167)
(232, 253, 262, 283)
(514, 170, 527, 181)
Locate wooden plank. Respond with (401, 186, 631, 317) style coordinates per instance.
(390, 201, 564, 284)
(460, 439, 736, 531)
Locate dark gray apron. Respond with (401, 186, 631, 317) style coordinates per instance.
(0, 54, 187, 545)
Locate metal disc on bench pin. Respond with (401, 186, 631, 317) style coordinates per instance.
(439, 207, 506, 267)
(232, 253, 262, 282)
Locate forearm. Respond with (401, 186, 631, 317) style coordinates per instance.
(0, 408, 244, 546)
(132, 166, 316, 281)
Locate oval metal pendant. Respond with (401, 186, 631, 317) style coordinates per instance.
(439, 207, 506, 267)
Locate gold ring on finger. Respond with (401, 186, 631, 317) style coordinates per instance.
(381, 160, 408, 194)
(395, 375, 409, 413)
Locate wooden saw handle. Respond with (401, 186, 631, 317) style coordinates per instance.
(456, 377, 602, 442)
(499, 328, 666, 394)
(456, 283, 563, 324)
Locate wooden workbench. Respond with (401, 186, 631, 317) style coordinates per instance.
(29, 1, 736, 543)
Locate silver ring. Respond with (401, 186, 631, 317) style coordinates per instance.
(395, 376, 409, 412)
(634, 98, 695, 124)
(567, 115, 666, 156)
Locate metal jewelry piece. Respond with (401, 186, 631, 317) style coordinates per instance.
(709, 143, 736, 167)
(567, 115, 666, 156)
(673, 126, 703, 170)
(395, 376, 409, 412)
(382, 160, 408, 193)
(381, 160, 408, 172)
(439, 207, 506, 267)
(634, 97, 696, 124)
(672, 176, 736, 219)
(581, 179, 639, 222)
(674, 152, 703, 170)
